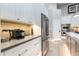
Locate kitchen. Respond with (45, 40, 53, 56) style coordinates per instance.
(0, 3, 79, 56)
(0, 4, 41, 56)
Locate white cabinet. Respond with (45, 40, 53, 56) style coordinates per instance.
(0, 4, 41, 26)
(21, 37, 41, 56)
(31, 4, 41, 26)
(1, 4, 16, 20)
(15, 4, 33, 23)
(2, 37, 41, 56)
(0, 52, 4, 56)
(1, 4, 41, 24)
(61, 15, 79, 24)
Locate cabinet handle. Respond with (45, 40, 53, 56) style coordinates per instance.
(18, 49, 28, 56)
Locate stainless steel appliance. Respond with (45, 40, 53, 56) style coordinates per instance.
(1, 29, 26, 42)
(12, 29, 25, 39)
(61, 24, 71, 36)
(41, 13, 49, 56)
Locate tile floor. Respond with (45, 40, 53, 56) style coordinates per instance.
(47, 39, 71, 56)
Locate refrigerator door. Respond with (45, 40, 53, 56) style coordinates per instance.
(41, 13, 49, 56)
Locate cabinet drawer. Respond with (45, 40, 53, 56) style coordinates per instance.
(0, 52, 5, 56)
(3, 37, 41, 56)
(4, 41, 31, 56)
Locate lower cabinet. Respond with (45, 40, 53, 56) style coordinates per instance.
(75, 40, 79, 56)
(66, 35, 79, 56)
(0, 52, 5, 56)
(1, 37, 41, 56)
(70, 37, 76, 56)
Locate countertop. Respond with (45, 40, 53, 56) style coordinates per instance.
(66, 32, 79, 42)
(1, 35, 41, 52)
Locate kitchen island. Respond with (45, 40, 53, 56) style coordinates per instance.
(1, 35, 41, 56)
(66, 32, 79, 42)
(65, 32, 79, 56)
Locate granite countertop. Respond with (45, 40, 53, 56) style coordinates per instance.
(1, 35, 41, 52)
(66, 32, 79, 42)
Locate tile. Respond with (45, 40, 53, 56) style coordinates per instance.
(47, 39, 71, 56)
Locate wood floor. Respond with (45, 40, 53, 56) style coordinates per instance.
(47, 39, 71, 56)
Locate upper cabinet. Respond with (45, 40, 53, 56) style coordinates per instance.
(0, 3, 41, 26)
(31, 4, 41, 26)
(15, 4, 33, 23)
(0, 3, 16, 20)
(61, 15, 79, 24)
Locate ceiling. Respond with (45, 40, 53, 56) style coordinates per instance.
(57, 3, 73, 9)
(57, 3, 70, 6)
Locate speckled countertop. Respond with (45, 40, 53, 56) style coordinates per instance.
(66, 32, 79, 42)
(1, 35, 41, 52)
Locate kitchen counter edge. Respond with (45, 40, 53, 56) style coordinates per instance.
(1, 35, 41, 52)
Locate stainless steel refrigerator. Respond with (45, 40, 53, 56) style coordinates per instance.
(41, 13, 49, 56)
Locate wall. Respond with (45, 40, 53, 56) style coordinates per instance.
(48, 8, 61, 39)
(58, 3, 79, 24)
(61, 15, 79, 24)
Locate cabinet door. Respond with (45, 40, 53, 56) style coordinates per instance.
(70, 38, 76, 56)
(15, 3, 33, 23)
(21, 37, 41, 56)
(1, 4, 16, 20)
(75, 41, 79, 56)
(4, 40, 31, 56)
(0, 52, 5, 56)
(31, 4, 41, 26)
(67, 36, 71, 50)
(4, 37, 41, 56)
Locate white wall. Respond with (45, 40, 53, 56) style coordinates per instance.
(58, 3, 79, 24)
(0, 3, 16, 19)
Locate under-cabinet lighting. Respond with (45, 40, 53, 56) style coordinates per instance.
(74, 14, 79, 17)
(74, 12, 79, 17)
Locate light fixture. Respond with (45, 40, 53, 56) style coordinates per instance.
(74, 12, 79, 17)
(74, 14, 79, 17)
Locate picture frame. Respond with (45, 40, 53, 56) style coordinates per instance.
(68, 4, 77, 14)
(77, 3, 79, 12)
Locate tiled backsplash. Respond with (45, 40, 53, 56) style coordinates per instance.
(1, 20, 33, 37)
(71, 24, 79, 32)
